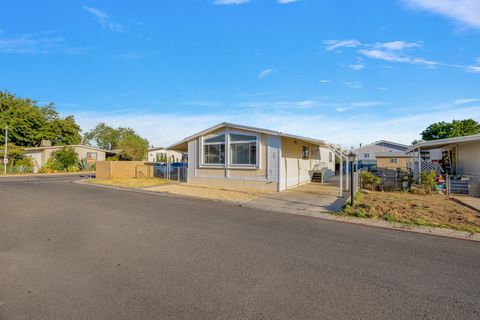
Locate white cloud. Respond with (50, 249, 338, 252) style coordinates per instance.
(83, 6, 123, 32)
(358, 41, 439, 67)
(320, 80, 330, 83)
(374, 41, 421, 50)
(454, 98, 480, 104)
(466, 58, 480, 73)
(213, 0, 250, 4)
(296, 100, 315, 107)
(347, 63, 366, 71)
(278, 0, 300, 4)
(0, 31, 64, 54)
(404, 0, 480, 29)
(258, 68, 275, 79)
(323, 39, 361, 52)
(342, 81, 363, 89)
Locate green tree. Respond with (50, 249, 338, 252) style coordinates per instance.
(85, 123, 149, 161)
(421, 119, 480, 141)
(52, 147, 78, 170)
(0, 91, 82, 147)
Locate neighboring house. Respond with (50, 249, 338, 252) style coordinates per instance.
(168, 122, 336, 192)
(25, 143, 111, 173)
(375, 152, 409, 172)
(406, 134, 480, 196)
(147, 147, 184, 163)
(354, 140, 409, 170)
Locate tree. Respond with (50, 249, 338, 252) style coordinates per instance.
(52, 147, 78, 170)
(85, 123, 149, 161)
(421, 119, 480, 141)
(0, 91, 82, 147)
(117, 131, 149, 161)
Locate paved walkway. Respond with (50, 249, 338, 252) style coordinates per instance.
(451, 195, 480, 214)
(245, 176, 348, 215)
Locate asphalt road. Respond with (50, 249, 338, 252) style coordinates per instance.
(0, 175, 479, 320)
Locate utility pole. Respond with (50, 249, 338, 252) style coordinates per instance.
(3, 125, 8, 175)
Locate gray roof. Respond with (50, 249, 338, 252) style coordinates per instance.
(356, 140, 409, 151)
(406, 134, 480, 152)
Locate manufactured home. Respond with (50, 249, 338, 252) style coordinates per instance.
(168, 123, 336, 192)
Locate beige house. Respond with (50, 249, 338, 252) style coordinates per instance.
(25, 144, 110, 173)
(168, 123, 336, 192)
(406, 134, 480, 196)
(375, 152, 409, 170)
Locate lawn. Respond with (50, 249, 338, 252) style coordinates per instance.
(344, 190, 480, 234)
(87, 177, 170, 189)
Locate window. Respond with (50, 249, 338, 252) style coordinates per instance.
(301, 146, 309, 160)
(390, 158, 398, 164)
(230, 133, 257, 165)
(87, 152, 97, 160)
(364, 153, 370, 158)
(329, 152, 333, 163)
(203, 133, 225, 164)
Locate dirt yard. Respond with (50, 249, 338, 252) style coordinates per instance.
(344, 191, 480, 234)
(146, 183, 270, 203)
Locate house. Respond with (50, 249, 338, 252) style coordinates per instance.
(25, 142, 111, 173)
(406, 134, 480, 196)
(168, 122, 336, 192)
(147, 147, 184, 163)
(375, 152, 410, 174)
(354, 140, 409, 171)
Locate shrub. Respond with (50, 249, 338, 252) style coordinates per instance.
(52, 147, 78, 170)
(361, 171, 382, 190)
(420, 170, 437, 193)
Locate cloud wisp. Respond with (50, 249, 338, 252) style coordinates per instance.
(83, 6, 123, 32)
(213, 0, 250, 4)
(0, 31, 64, 54)
(258, 68, 275, 79)
(404, 0, 480, 29)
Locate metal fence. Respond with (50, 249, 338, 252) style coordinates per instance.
(0, 165, 33, 174)
(153, 162, 188, 182)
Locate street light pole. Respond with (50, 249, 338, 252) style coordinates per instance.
(3, 125, 8, 175)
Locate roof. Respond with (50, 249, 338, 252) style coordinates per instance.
(24, 145, 112, 153)
(355, 140, 409, 151)
(406, 134, 480, 152)
(148, 147, 165, 152)
(375, 152, 409, 158)
(167, 122, 331, 150)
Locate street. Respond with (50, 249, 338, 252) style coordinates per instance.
(0, 175, 479, 319)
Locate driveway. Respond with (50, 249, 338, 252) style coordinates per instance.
(0, 175, 479, 319)
(246, 178, 347, 214)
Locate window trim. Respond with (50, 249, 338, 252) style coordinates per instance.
(199, 129, 260, 169)
(200, 133, 226, 167)
(301, 145, 310, 160)
(87, 152, 98, 161)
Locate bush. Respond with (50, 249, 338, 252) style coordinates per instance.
(420, 170, 437, 193)
(52, 147, 78, 170)
(361, 171, 382, 190)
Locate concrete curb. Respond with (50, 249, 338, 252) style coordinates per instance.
(75, 179, 480, 243)
(0, 172, 94, 178)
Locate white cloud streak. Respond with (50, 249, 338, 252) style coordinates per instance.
(404, 0, 480, 29)
(323, 39, 361, 52)
(213, 0, 250, 4)
(258, 68, 275, 79)
(83, 6, 123, 32)
(0, 31, 64, 54)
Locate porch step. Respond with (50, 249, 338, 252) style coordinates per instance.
(311, 172, 323, 183)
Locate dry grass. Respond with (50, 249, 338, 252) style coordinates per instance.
(87, 178, 170, 188)
(344, 190, 480, 234)
(146, 183, 271, 203)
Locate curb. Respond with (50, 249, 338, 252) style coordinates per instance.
(75, 179, 480, 243)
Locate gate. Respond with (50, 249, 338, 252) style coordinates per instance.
(153, 162, 188, 182)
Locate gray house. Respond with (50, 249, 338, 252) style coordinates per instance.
(354, 140, 409, 171)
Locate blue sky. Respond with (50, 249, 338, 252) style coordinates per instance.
(1, 0, 479, 147)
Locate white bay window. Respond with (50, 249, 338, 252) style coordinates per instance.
(200, 131, 259, 168)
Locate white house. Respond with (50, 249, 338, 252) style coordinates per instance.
(147, 147, 184, 163)
(168, 122, 337, 192)
(354, 140, 409, 170)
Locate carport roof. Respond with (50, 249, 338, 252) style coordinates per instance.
(167, 122, 332, 151)
(406, 134, 480, 152)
